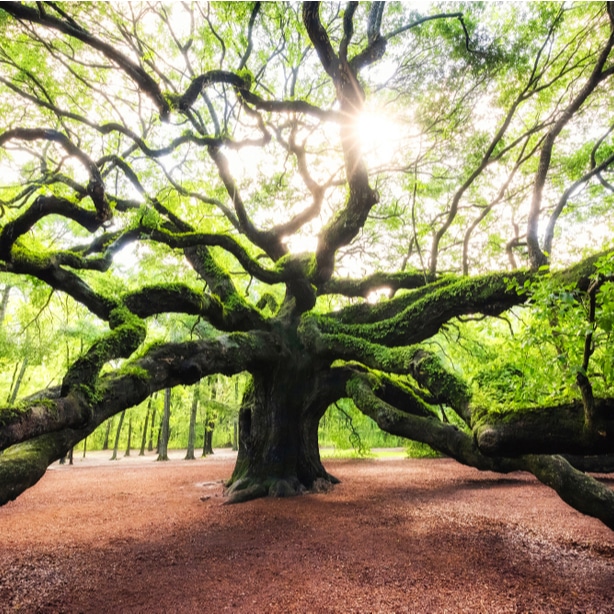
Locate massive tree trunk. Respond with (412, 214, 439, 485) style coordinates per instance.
(226, 364, 338, 503)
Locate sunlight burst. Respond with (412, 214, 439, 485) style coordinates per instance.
(355, 109, 403, 167)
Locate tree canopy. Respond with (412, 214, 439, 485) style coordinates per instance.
(2, 1, 614, 528)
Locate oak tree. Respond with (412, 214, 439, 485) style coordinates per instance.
(1, 2, 614, 528)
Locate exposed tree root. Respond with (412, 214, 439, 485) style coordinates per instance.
(225, 474, 338, 504)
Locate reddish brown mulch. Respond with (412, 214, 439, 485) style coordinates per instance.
(1, 450, 613, 613)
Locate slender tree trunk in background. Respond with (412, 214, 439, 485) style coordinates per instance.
(157, 388, 171, 461)
(185, 385, 199, 460)
(7, 363, 19, 403)
(204, 420, 214, 455)
(82, 437, 87, 458)
(139, 398, 152, 456)
(124, 415, 132, 457)
(7, 358, 28, 405)
(59, 447, 74, 465)
(0, 285, 11, 327)
(102, 418, 112, 450)
(232, 378, 240, 451)
(202, 379, 215, 457)
(148, 402, 157, 452)
(110, 410, 125, 460)
(202, 379, 212, 457)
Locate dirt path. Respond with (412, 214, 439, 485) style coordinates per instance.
(1, 451, 613, 613)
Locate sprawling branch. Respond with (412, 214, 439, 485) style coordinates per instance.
(142, 227, 285, 285)
(0, 329, 280, 503)
(6, 252, 113, 321)
(473, 399, 614, 456)
(316, 272, 528, 347)
(302, 2, 379, 283)
(543, 149, 614, 256)
(0, 1, 170, 118)
(527, 18, 614, 269)
(346, 371, 614, 530)
(318, 270, 435, 298)
(207, 145, 286, 260)
(0, 196, 102, 261)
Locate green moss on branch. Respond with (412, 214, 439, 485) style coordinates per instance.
(318, 272, 529, 346)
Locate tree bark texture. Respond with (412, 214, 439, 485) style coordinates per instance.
(226, 366, 338, 503)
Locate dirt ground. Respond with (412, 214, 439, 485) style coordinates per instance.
(1, 450, 614, 614)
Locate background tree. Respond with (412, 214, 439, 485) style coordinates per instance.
(1, 2, 614, 529)
(139, 395, 153, 456)
(184, 383, 200, 460)
(109, 410, 125, 461)
(157, 388, 172, 462)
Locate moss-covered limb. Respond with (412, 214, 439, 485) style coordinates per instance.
(346, 372, 518, 473)
(371, 371, 440, 419)
(473, 398, 614, 456)
(0, 330, 281, 506)
(347, 371, 614, 530)
(8, 250, 114, 321)
(523, 455, 614, 530)
(325, 251, 614, 330)
(406, 350, 472, 423)
(0, 364, 157, 506)
(0, 391, 91, 452)
(145, 227, 286, 285)
(300, 320, 470, 419)
(41, 251, 112, 272)
(184, 245, 265, 330)
(61, 305, 146, 395)
(0, 433, 72, 506)
(318, 272, 529, 347)
(318, 270, 437, 299)
(0, 195, 103, 261)
(300, 317, 424, 373)
(327, 277, 459, 325)
(0, 368, 151, 506)
(125, 330, 282, 389)
(122, 284, 225, 326)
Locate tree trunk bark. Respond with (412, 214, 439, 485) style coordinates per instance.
(7, 358, 28, 405)
(226, 368, 337, 503)
(124, 415, 132, 457)
(185, 384, 199, 460)
(156, 388, 171, 461)
(204, 420, 214, 455)
(0, 285, 11, 327)
(139, 398, 151, 456)
(110, 410, 125, 461)
(148, 403, 157, 452)
(202, 377, 215, 457)
(102, 418, 112, 450)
